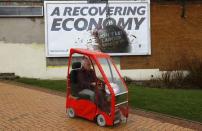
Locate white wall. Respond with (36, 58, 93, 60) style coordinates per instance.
(0, 42, 162, 80)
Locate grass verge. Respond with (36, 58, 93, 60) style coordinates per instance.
(15, 78, 202, 122)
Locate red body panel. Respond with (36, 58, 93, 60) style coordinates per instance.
(67, 98, 96, 120)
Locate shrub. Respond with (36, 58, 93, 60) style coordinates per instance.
(158, 70, 185, 88)
(123, 76, 133, 84)
(184, 59, 202, 88)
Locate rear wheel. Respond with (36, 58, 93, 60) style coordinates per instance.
(96, 114, 106, 127)
(67, 108, 75, 118)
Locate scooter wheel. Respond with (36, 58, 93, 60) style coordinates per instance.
(97, 114, 106, 127)
(67, 108, 75, 118)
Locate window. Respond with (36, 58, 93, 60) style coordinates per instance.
(0, 6, 43, 17)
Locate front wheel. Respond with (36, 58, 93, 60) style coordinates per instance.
(67, 108, 75, 118)
(96, 114, 106, 127)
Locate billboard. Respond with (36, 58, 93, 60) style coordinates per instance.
(44, 1, 150, 57)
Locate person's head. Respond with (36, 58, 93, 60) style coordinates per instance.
(82, 56, 91, 70)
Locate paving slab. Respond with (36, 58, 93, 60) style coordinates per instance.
(0, 82, 197, 131)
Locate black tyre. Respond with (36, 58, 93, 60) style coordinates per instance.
(96, 114, 106, 127)
(67, 108, 75, 118)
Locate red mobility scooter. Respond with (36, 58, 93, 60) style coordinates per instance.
(66, 48, 128, 126)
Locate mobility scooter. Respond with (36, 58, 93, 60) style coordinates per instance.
(66, 48, 128, 126)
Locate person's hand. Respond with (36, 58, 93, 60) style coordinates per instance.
(91, 82, 96, 86)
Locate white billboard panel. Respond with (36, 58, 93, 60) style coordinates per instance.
(44, 1, 151, 57)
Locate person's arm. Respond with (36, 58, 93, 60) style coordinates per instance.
(90, 70, 97, 86)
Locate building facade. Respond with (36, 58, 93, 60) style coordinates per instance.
(0, 0, 202, 80)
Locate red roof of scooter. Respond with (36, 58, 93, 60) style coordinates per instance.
(70, 48, 110, 58)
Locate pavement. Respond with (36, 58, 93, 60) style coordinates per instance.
(0, 82, 201, 131)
